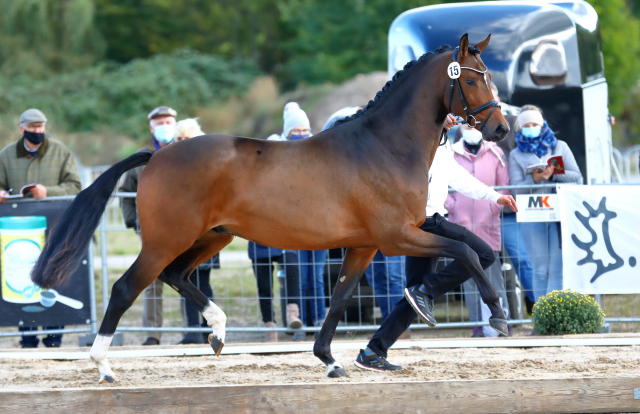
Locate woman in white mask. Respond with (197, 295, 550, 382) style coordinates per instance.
(446, 124, 512, 337)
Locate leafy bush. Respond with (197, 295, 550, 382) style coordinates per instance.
(0, 48, 259, 140)
(532, 290, 605, 335)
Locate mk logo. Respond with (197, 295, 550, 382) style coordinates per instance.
(528, 196, 550, 208)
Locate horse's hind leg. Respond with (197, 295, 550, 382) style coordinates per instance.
(158, 230, 234, 355)
(89, 247, 172, 384)
(313, 247, 377, 378)
(396, 225, 507, 332)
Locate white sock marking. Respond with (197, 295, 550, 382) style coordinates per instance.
(89, 334, 116, 380)
(203, 300, 226, 342)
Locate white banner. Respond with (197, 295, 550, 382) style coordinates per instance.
(516, 193, 559, 222)
(558, 185, 640, 294)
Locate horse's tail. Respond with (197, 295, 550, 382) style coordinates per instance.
(31, 151, 153, 289)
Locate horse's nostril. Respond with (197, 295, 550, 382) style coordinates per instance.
(495, 124, 507, 139)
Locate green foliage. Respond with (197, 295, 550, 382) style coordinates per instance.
(0, 49, 259, 139)
(277, 0, 437, 88)
(532, 290, 605, 335)
(586, 0, 640, 116)
(0, 0, 105, 79)
(94, 0, 285, 72)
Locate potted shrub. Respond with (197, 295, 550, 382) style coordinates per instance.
(532, 289, 605, 335)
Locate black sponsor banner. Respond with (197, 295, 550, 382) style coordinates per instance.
(0, 200, 91, 326)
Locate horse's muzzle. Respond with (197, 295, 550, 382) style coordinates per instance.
(485, 122, 509, 142)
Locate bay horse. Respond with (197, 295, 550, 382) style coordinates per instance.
(32, 33, 508, 382)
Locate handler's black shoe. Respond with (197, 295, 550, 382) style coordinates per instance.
(353, 349, 402, 372)
(404, 286, 436, 327)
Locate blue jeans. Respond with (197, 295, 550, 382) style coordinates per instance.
(521, 222, 563, 301)
(364, 251, 405, 321)
(501, 213, 535, 302)
(298, 250, 328, 326)
(19, 326, 63, 348)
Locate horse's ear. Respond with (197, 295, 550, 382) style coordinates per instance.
(458, 33, 469, 61)
(474, 34, 491, 54)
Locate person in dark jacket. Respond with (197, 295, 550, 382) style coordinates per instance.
(249, 242, 302, 342)
(119, 106, 177, 346)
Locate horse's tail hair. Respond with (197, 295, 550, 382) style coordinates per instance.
(31, 151, 153, 289)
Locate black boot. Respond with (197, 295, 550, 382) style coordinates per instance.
(178, 331, 206, 345)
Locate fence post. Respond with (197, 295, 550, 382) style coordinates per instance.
(87, 242, 98, 334)
(100, 211, 109, 315)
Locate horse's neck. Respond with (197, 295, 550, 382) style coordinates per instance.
(365, 58, 447, 166)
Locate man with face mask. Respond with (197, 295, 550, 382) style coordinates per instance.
(119, 106, 177, 345)
(0, 108, 81, 348)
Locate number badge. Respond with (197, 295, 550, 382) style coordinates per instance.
(447, 62, 461, 79)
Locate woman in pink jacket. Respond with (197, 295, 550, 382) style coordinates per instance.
(445, 124, 511, 337)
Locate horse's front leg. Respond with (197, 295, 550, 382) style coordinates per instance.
(313, 246, 377, 378)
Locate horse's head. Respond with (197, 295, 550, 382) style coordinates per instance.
(448, 34, 509, 142)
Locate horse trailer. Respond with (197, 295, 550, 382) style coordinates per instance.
(389, 0, 612, 184)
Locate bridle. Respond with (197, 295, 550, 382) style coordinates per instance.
(439, 46, 500, 145)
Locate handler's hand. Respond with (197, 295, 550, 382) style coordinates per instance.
(443, 113, 456, 131)
(30, 184, 47, 199)
(0, 190, 7, 204)
(497, 194, 518, 213)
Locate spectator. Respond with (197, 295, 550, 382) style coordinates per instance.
(489, 84, 535, 308)
(172, 118, 221, 344)
(446, 124, 510, 337)
(508, 105, 582, 301)
(249, 242, 302, 342)
(0, 108, 81, 348)
(119, 105, 177, 346)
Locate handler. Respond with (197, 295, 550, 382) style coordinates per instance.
(353, 114, 518, 371)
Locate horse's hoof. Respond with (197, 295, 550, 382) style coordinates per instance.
(327, 367, 349, 378)
(489, 318, 509, 336)
(99, 375, 117, 384)
(208, 334, 224, 356)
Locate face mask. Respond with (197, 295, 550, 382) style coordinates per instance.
(521, 126, 541, 139)
(461, 128, 483, 145)
(289, 134, 310, 141)
(23, 130, 45, 145)
(153, 124, 175, 143)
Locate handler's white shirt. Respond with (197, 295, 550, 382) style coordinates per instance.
(426, 140, 502, 217)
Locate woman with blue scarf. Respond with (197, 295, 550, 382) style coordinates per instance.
(508, 105, 582, 304)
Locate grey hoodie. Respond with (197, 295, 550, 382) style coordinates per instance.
(508, 139, 582, 195)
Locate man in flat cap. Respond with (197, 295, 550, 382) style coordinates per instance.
(0, 108, 81, 348)
(119, 106, 177, 345)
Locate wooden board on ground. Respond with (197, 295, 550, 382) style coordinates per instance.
(1, 377, 639, 414)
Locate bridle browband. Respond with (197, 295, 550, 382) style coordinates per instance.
(439, 46, 500, 146)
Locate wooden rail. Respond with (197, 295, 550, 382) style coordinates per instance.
(1, 377, 639, 413)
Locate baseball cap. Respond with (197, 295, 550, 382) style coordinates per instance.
(148, 106, 177, 120)
(20, 108, 47, 124)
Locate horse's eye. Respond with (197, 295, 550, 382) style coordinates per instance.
(466, 79, 476, 86)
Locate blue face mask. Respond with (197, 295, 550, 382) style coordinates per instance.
(289, 134, 310, 141)
(153, 124, 175, 143)
(521, 126, 541, 139)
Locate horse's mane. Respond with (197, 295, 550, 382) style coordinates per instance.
(334, 45, 481, 127)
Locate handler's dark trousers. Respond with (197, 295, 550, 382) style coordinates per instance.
(367, 213, 495, 357)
